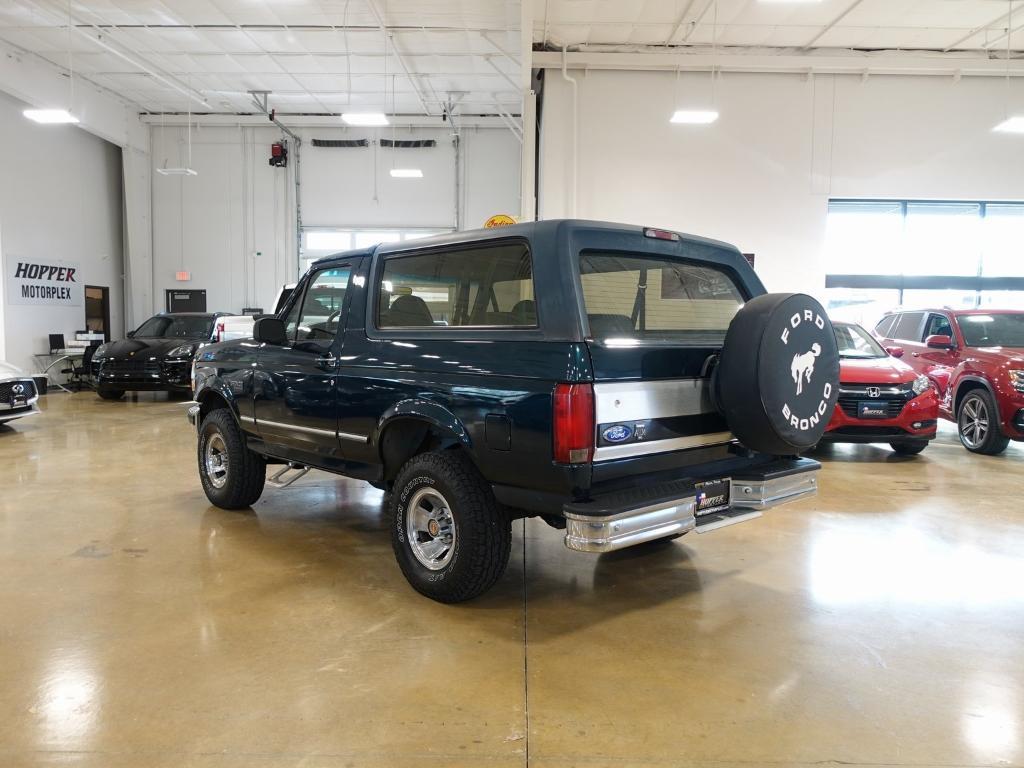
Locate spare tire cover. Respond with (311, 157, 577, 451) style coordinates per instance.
(717, 293, 839, 455)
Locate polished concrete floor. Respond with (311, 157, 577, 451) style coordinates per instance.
(2, 392, 1024, 768)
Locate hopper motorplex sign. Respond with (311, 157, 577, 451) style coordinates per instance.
(5, 256, 83, 307)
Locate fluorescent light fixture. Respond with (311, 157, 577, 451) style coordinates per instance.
(23, 108, 79, 124)
(342, 112, 389, 126)
(994, 116, 1024, 133)
(156, 167, 198, 176)
(670, 109, 719, 125)
(390, 168, 423, 178)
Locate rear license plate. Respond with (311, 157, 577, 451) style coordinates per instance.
(695, 477, 731, 516)
(858, 400, 889, 419)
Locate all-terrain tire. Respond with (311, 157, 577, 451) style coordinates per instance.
(198, 408, 266, 509)
(391, 450, 511, 603)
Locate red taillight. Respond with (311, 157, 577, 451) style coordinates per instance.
(216, 321, 225, 342)
(553, 383, 595, 464)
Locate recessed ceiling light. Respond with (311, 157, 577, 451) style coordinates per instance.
(342, 112, 389, 126)
(23, 108, 79, 124)
(670, 109, 719, 124)
(994, 116, 1024, 133)
(390, 168, 423, 178)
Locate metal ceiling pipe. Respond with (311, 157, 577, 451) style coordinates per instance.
(560, 46, 578, 218)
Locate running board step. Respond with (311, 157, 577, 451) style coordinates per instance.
(695, 508, 762, 534)
(266, 463, 310, 489)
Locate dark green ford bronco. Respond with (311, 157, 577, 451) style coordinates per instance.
(189, 220, 840, 602)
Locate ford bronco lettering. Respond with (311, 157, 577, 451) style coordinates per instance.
(188, 220, 841, 602)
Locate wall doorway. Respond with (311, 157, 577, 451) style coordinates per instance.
(85, 285, 111, 341)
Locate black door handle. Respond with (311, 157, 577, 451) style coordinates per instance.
(316, 353, 337, 369)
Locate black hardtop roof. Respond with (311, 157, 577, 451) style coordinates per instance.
(311, 219, 743, 267)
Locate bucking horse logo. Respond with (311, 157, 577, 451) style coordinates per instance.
(791, 343, 822, 396)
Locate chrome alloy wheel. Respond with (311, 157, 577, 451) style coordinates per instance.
(959, 395, 990, 449)
(204, 432, 230, 489)
(406, 487, 456, 570)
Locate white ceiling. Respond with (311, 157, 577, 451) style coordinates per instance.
(3, 1, 1022, 117)
(535, 0, 1024, 52)
(0, 0, 522, 116)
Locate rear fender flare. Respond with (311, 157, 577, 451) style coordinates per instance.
(374, 400, 471, 450)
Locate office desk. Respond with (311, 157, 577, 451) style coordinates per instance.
(33, 349, 85, 393)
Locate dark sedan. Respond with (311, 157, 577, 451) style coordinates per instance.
(92, 313, 226, 399)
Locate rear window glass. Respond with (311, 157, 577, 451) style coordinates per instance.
(578, 252, 744, 342)
(378, 242, 535, 328)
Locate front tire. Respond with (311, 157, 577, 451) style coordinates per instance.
(198, 409, 266, 509)
(97, 387, 124, 400)
(890, 440, 928, 456)
(957, 389, 1009, 455)
(391, 451, 511, 603)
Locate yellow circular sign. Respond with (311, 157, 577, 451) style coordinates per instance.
(484, 214, 517, 228)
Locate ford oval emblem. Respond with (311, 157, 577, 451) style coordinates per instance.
(602, 424, 633, 443)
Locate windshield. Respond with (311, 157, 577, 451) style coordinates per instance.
(578, 252, 744, 343)
(134, 315, 213, 339)
(957, 313, 1024, 347)
(835, 323, 887, 359)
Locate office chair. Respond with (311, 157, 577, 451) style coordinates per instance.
(61, 342, 100, 391)
(48, 334, 66, 354)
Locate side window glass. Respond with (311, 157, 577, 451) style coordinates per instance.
(282, 293, 302, 340)
(296, 267, 352, 345)
(377, 242, 534, 329)
(874, 315, 896, 338)
(925, 313, 953, 339)
(892, 312, 924, 342)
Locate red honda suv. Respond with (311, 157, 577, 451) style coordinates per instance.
(821, 322, 938, 454)
(874, 309, 1024, 455)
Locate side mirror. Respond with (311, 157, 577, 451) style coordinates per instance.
(925, 334, 954, 350)
(126, 330, 135, 338)
(885, 346, 905, 358)
(253, 317, 287, 345)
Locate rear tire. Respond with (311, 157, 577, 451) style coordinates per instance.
(890, 440, 928, 456)
(198, 408, 266, 509)
(391, 451, 511, 603)
(957, 389, 1009, 455)
(97, 387, 124, 400)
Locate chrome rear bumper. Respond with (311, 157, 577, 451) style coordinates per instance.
(563, 459, 819, 554)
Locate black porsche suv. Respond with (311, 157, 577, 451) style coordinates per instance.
(92, 312, 226, 399)
(188, 220, 841, 602)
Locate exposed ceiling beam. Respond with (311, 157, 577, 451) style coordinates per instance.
(679, 0, 717, 44)
(138, 113, 517, 128)
(944, 2, 1022, 51)
(535, 49, 1024, 78)
(664, 0, 700, 46)
(802, 0, 865, 50)
(362, 0, 432, 116)
(26, 0, 209, 107)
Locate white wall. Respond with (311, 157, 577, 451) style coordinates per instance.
(0, 89, 124, 373)
(538, 69, 1024, 296)
(151, 125, 521, 316)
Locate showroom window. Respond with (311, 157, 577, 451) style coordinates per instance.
(301, 228, 450, 275)
(376, 242, 535, 329)
(824, 200, 1024, 328)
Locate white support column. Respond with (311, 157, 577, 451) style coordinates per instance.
(520, 0, 537, 222)
(122, 145, 154, 326)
